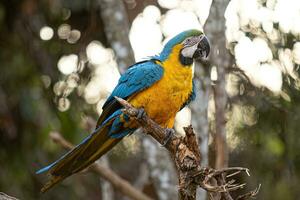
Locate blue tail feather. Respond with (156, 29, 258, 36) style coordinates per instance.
(36, 162, 56, 174)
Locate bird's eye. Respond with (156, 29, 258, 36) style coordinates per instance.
(186, 39, 191, 43)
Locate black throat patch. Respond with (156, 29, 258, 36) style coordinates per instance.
(179, 52, 193, 66)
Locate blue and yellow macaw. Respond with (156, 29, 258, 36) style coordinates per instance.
(37, 29, 210, 192)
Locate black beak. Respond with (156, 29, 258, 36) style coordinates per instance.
(193, 35, 210, 59)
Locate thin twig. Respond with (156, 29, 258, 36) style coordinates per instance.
(236, 184, 261, 200)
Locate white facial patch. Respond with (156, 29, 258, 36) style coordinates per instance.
(181, 44, 198, 58)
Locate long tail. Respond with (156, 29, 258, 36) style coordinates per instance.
(36, 117, 122, 193)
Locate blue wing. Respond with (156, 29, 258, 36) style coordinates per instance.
(103, 60, 164, 107)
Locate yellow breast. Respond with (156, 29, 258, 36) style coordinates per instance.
(129, 44, 193, 128)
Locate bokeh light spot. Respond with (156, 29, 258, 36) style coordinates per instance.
(58, 24, 71, 39)
(67, 29, 81, 44)
(86, 41, 111, 65)
(57, 54, 78, 75)
(58, 97, 71, 112)
(39, 26, 54, 41)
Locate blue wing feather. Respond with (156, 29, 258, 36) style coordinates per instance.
(103, 60, 164, 108)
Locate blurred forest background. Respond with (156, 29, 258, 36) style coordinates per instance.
(0, 0, 300, 199)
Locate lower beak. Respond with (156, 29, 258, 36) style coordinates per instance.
(193, 35, 210, 59)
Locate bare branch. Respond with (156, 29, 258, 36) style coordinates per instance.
(236, 184, 261, 200)
(0, 192, 18, 200)
(115, 97, 259, 200)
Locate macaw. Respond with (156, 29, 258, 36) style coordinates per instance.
(37, 29, 210, 192)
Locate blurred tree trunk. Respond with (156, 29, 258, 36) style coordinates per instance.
(191, 62, 211, 200)
(98, 156, 114, 200)
(16, 0, 56, 79)
(97, 0, 135, 73)
(142, 137, 178, 200)
(204, 0, 231, 169)
(0, 86, 17, 140)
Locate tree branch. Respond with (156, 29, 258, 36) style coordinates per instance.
(115, 97, 259, 200)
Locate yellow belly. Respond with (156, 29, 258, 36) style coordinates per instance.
(129, 44, 193, 128)
(129, 80, 191, 127)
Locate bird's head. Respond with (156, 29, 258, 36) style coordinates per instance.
(159, 29, 210, 66)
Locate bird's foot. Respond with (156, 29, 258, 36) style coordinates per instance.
(137, 108, 146, 120)
(162, 128, 175, 146)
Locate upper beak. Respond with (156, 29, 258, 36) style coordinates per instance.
(193, 35, 210, 59)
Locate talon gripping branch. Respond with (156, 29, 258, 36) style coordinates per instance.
(37, 29, 210, 192)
